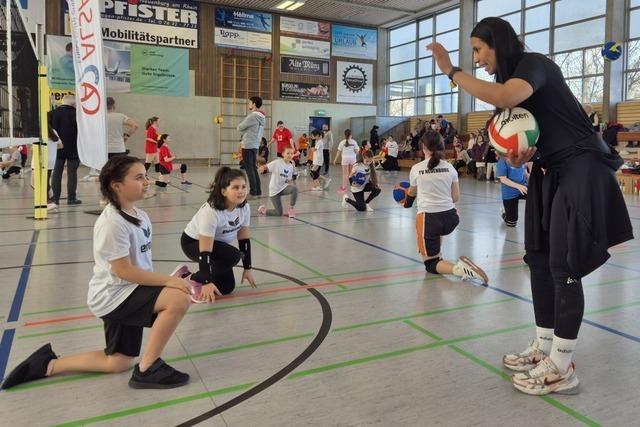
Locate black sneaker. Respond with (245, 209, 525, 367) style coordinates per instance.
(1, 343, 57, 389)
(128, 358, 189, 389)
(67, 199, 82, 205)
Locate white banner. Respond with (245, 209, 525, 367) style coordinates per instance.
(67, 0, 107, 170)
(336, 61, 374, 104)
(279, 16, 330, 40)
(280, 36, 330, 59)
(214, 27, 272, 52)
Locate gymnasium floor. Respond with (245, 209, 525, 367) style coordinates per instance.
(0, 166, 638, 426)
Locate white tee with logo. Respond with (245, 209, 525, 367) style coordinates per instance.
(266, 158, 297, 197)
(184, 203, 251, 244)
(409, 159, 458, 213)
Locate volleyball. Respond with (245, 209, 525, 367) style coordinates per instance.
(602, 41, 622, 61)
(393, 181, 411, 204)
(353, 172, 367, 186)
(488, 107, 539, 154)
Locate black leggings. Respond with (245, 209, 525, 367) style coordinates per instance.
(502, 195, 525, 226)
(180, 233, 241, 295)
(346, 183, 381, 211)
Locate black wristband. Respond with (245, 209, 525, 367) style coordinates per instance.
(447, 66, 462, 81)
(404, 195, 416, 208)
(192, 251, 213, 284)
(239, 238, 252, 269)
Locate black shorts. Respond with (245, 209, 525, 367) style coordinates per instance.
(415, 209, 459, 257)
(310, 167, 321, 180)
(101, 286, 163, 357)
(159, 165, 171, 175)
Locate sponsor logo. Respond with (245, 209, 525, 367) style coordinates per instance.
(140, 242, 151, 252)
(228, 217, 240, 227)
(500, 112, 530, 127)
(342, 65, 367, 93)
(101, 1, 198, 26)
(142, 226, 150, 238)
(543, 377, 564, 386)
(566, 277, 577, 285)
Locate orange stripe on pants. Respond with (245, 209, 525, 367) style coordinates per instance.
(416, 212, 427, 257)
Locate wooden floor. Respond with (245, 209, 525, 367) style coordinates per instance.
(0, 165, 639, 426)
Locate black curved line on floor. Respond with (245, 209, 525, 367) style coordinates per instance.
(0, 259, 333, 425)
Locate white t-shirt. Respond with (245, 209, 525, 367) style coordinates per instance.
(184, 202, 251, 244)
(387, 141, 399, 158)
(312, 139, 324, 166)
(350, 162, 371, 193)
(31, 131, 61, 170)
(266, 158, 297, 197)
(337, 139, 359, 159)
(87, 205, 153, 318)
(107, 112, 128, 153)
(409, 158, 458, 213)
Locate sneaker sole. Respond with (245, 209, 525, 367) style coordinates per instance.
(459, 256, 489, 285)
(128, 378, 190, 389)
(512, 376, 580, 396)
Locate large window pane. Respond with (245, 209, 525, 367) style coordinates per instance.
(554, 18, 604, 52)
(525, 4, 549, 33)
(389, 82, 403, 99)
(418, 57, 433, 77)
(583, 76, 603, 103)
(403, 98, 416, 116)
(526, 0, 549, 6)
(628, 40, 640, 71)
(434, 93, 458, 114)
(417, 97, 433, 115)
(436, 9, 459, 34)
(390, 43, 416, 65)
(434, 74, 457, 94)
(475, 98, 494, 111)
(475, 67, 494, 82)
(450, 51, 459, 67)
(434, 30, 459, 51)
(390, 62, 416, 81)
(584, 48, 604, 75)
(630, 10, 640, 39)
(626, 71, 640, 100)
(389, 100, 403, 116)
(565, 78, 583, 101)
(403, 80, 416, 98)
(419, 18, 433, 38)
(477, 0, 519, 21)
(555, 51, 583, 78)
(503, 12, 521, 34)
(390, 23, 416, 47)
(524, 30, 549, 54)
(554, 0, 605, 26)
(418, 37, 433, 57)
(632, 0, 640, 7)
(418, 77, 433, 96)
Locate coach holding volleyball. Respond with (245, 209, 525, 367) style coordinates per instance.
(427, 17, 632, 395)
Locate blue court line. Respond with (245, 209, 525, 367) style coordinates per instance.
(0, 230, 39, 384)
(294, 217, 640, 345)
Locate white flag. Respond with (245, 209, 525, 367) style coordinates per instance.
(67, 0, 107, 170)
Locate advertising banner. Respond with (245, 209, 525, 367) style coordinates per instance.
(280, 81, 330, 101)
(332, 24, 377, 60)
(280, 16, 330, 40)
(280, 36, 330, 59)
(336, 61, 373, 104)
(280, 56, 329, 77)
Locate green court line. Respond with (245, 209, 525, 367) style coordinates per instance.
(52, 382, 255, 427)
(17, 324, 105, 340)
(401, 321, 600, 426)
(251, 236, 332, 282)
(584, 299, 640, 315)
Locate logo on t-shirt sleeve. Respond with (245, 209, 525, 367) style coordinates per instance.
(228, 217, 240, 227)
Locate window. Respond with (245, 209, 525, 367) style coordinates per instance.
(627, 3, 640, 99)
(387, 7, 460, 116)
(473, 0, 605, 109)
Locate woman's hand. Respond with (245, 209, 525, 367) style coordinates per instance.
(517, 184, 528, 195)
(199, 283, 222, 303)
(507, 147, 537, 168)
(163, 276, 192, 295)
(426, 42, 453, 75)
(242, 269, 257, 288)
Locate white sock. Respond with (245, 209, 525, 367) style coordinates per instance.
(536, 326, 554, 354)
(549, 335, 577, 372)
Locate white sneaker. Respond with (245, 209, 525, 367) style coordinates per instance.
(257, 205, 266, 216)
(503, 339, 547, 372)
(453, 256, 489, 285)
(341, 195, 349, 208)
(512, 357, 580, 395)
(311, 186, 322, 191)
(323, 178, 332, 189)
(366, 203, 374, 212)
(46, 203, 59, 213)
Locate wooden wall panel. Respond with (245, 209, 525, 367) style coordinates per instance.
(616, 102, 640, 127)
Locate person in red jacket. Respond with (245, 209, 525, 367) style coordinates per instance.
(155, 134, 191, 187)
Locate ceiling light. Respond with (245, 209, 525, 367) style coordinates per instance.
(275, 1, 295, 9)
(287, 1, 305, 10)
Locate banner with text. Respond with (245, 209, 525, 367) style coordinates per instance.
(64, 0, 199, 48)
(332, 24, 377, 60)
(280, 56, 329, 77)
(336, 61, 373, 104)
(280, 36, 330, 59)
(280, 16, 330, 40)
(214, 7, 272, 51)
(280, 82, 330, 102)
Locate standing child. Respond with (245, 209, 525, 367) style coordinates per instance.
(384, 136, 399, 171)
(144, 116, 161, 174)
(181, 167, 257, 298)
(496, 155, 528, 227)
(342, 150, 381, 211)
(1, 156, 194, 390)
(258, 146, 298, 218)
(309, 130, 330, 191)
(333, 129, 360, 192)
(405, 132, 488, 284)
(155, 134, 191, 188)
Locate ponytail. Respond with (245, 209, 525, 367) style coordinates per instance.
(344, 129, 352, 146)
(145, 116, 159, 130)
(422, 131, 445, 170)
(157, 134, 169, 148)
(99, 156, 144, 226)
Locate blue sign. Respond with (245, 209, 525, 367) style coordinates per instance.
(332, 24, 377, 60)
(20, 0, 28, 8)
(215, 7, 272, 34)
